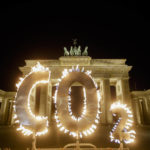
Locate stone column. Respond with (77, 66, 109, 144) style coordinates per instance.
(138, 99, 144, 124)
(145, 96, 150, 124)
(39, 82, 52, 122)
(11, 107, 15, 125)
(100, 78, 113, 124)
(39, 84, 48, 116)
(30, 86, 36, 115)
(116, 78, 131, 106)
(47, 83, 52, 122)
(0, 98, 8, 124)
(142, 97, 150, 124)
(143, 97, 149, 115)
(0, 97, 3, 124)
(132, 98, 141, 125)
(7, 100, 13, 125)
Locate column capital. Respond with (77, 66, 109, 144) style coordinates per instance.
(116, 77, 129, 80)
(132, 98, 139, 103)
(100, 77, 110, 81)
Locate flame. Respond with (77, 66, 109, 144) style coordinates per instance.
(16, 77, 24, 89)
(31, 62, 49, 72)
(16, 62, 49, 89)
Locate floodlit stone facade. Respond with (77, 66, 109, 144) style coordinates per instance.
(0, 56, 150, 126)
(1, 56, 150, 150)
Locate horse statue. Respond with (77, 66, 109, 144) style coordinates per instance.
(64, 47, 70, 56)
(82, 46, 88, 56)
(77, 46, 81, 56)
(73, 46, 78, 56)
(70, 46, 74, 56)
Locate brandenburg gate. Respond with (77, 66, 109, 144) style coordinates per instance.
(0, 56, 150, 126)
(0, 45, 150, 150)
(19, 56, 132, 124)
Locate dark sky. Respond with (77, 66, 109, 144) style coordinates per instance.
(0, 1, 150, 91)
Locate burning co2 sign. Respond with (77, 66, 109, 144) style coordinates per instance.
(14, 62, 135, 144)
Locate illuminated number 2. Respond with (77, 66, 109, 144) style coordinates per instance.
(110, 102, 136, 144)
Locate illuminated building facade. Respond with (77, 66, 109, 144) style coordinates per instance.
(0, 55, 150, 149)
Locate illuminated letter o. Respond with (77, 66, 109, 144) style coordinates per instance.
(54, 67, 101, 138)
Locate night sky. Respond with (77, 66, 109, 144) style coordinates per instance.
(0, 1, 150, 91)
